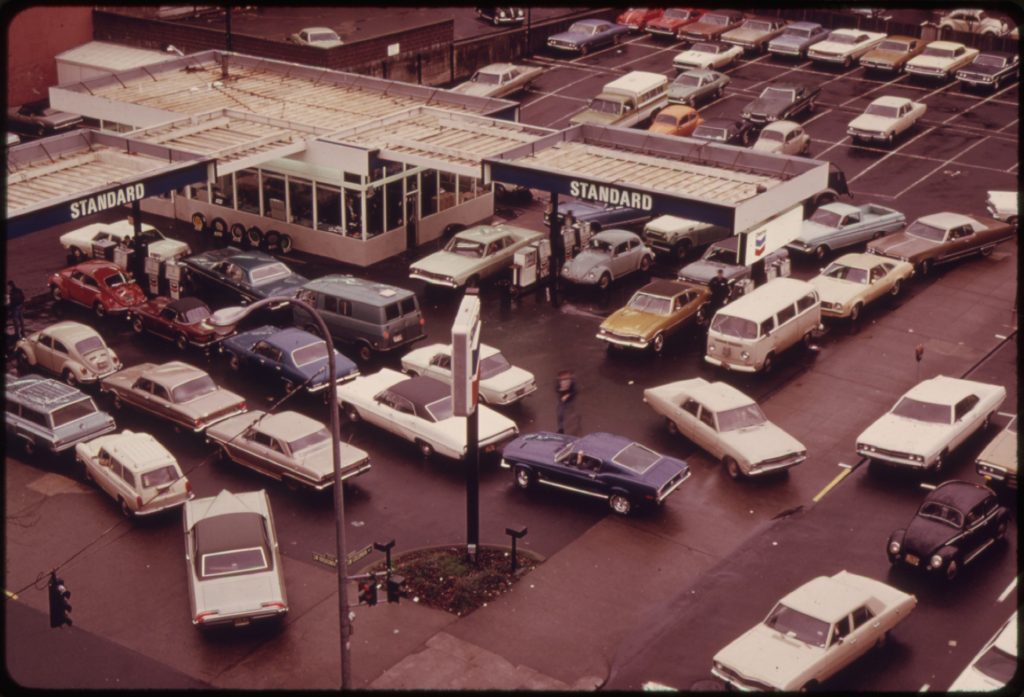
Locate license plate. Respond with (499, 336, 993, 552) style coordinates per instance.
(393, 333, 403, 343)
(234, 617, 251, 627)
(905, 553, 919, 567)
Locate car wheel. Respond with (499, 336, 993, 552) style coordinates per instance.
(995, 517, 1008, 540)
(843, 56, 852, 69)
(665, 417, 679, 436)
(466, 274, 481, 289)
(246, 226, 263, 249)
(696, 304, 709, 326)
(282, 379, 296, 395)
(885, 132, 895, 148)
(514, 466, 533, 490)
(417, 439, 434, 459)
(980, 244, 995, 257)
(609, 494, 631, 515)
(814, 244, 829, 261)
(15, 350, 31, 374)
(191, 212, 207, 234)
(343, 403, 360, 422)
(119, 498, 135, 520)
(944, 558, 959, 581)
(228, 353, 242, 371)
(802, 331, 816, 348)
(357, 342, 373, 362)
(982, 412, 994, 430)
(580, 44, 590, 56)
(849, 303, 863, 322)
(131, 317, 145, 334)
(934, 449, 949, 474)
(597, 273, 611, 291)
(724, 456, 742, 479)
(110, 394, 123, 411)
(801, 680, 820, 692)
(639, 255, 652, 272)
(279, 234, 294, 255)
(175, 333, 189, 352)
(94, 302, 106, 319)
(70, 247, 85, 263)
(761, 352, 775, 373)
(1007, 216, 1017, 232)
(22, 438, 36, 457)
(673, 239, 692, 261)
(51, 285, 63, 302)
(651, 333, 665, 354)
(62, 369, 78, 388)
(918, 259, 931, 276)
(230, 223, 247, 245)
(889, 279, 902, 297)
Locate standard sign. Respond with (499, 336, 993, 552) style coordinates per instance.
(69, 183, 147, 219)
(569, 180, 653, 210)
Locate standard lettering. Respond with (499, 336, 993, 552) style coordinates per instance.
(68, 183, 146, 220)
(567, 180, 653, 210)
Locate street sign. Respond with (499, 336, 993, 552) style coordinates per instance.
(346, 544, 374, 566)
(312, 552, 338, 568)
(451, 292, 481, 416)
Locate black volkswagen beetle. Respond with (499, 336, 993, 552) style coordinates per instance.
(501, 431, 690, 515)
(887, 480, 1009, 581)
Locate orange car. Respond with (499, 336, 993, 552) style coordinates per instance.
(648, 105, 704, 137)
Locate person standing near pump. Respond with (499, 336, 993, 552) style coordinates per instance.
(555, 369, 578, 434)
(707, 269, 730, 317)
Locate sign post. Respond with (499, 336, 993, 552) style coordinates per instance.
(452, 290, 482, 563)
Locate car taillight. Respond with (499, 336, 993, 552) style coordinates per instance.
(419, 317, 426, 326)
(383, 330, 390, 340)
(261, 601, 286, 609)
(136, 496, 143, 508)
(185, 480, 193, 493)
(194, 418, 203, 429)
(196, 610, 219, 623)
(238, 401, 247, 412)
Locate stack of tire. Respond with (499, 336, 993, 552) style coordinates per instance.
(190, 213, 294, 255)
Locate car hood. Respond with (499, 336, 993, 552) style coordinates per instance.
(809, 276, 865, 306)
(60, 229, 99, 247)
(649, 122, 682, 135)
(714, 624, 823, 690)
(795, 220, 839, 245)
(571, 111, 621, 126)
(503, 432, 576, 465)
(482, 365, 534, 393)
(721, 424, 805, 463)
(959, 63, 1001, 76)
(864, 48, 909, 64)
(903, 516, 958, 557)
(868, 233, 934, 261)
(858, 415, 949, 456)
(410, 251, 482, 277)
(146, 239, 190, 261)
(668, 84, 701, 100)
(771, 35, 806, 48)
(451, 82, 499, 97)
(812, 39, 859, 54)
(744, 96, 788, 116)
(849, 113, 898, 132)
(601, 307, 668, 338)
(648, 18, 687, 30)
(978, 430, 1017, 471)
(300, 354, 360, 385)
(678, 259, 742, 284)
(253, 274, 308, 300)
(725, 28, 765, 41)
(684, 21, 723, 36)
(194, 571, 282, 615)
(564, 249, 611, 277)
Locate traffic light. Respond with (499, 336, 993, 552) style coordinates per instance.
(357, 576, 378, 606)
(386, 574, 405, 604)
(48, 573, 72, 628)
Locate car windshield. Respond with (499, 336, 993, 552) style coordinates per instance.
(694, 126, 727, 140)
(665, 9, 690, 19)
(425, 395, 454, 422)
(292, 341, 328, 367)
(587, 238, 614, 253)
(904, 221, 948, 241)
(760, 87, 794, 100)
(704, 246, 737, 264)
(865, 103, 900, 118)
(654, 113, 680, 126)
(918, 501, 965, 528)
(588, 98, 623, 115)
(823, 264, 869, 284)
(745, 20, 772, 32)
(288, 427, 331, 454)
(923, 46, 956, 58)
(472, 71, 501, 84)
(758, 130, 784, 142)
(716, 403, 767, 431)
(181, 305, 210, 324)
(974, 54, 1006, 68)
(785, 27, 813, 38)
(50, 398, 98, 427)
(829, 33, 858, 44)
(891, 397, 951, 424)
(250, 263, 292, 285)
(878, 39, 910, 52)
(975, 645, 1016, 683)
(444, 237, 485, 257)
(569, 22, 596, 34)
(764, 603, 831, 648)
(705, 14, 729, 25)
(141, 465, 179, 488)
(479, 352, 512, 379)
(171, 375, 218, 402)
(674, 74, 701, 87)
(809, 209, 842, 227)
(103, 272, 130, 288)
(692, 43, 717, 53)
(711, 314, 758, 339)
(626, 292, 672, 315)
(75, 336, 106, 355)
(612, 442, 661, 473)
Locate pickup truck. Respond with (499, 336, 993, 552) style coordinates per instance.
(740, 82, 819, 125)
(642, 215, 731, 260)
(787, 202, 906, 260)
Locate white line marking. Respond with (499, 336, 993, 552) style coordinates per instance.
(997, 411, 1015, 417)
(919, 684, 930, 692)
(997, 576, 1017, 603)
(891, 135, 989, 200)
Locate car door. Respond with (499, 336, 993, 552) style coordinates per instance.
(679, 397, 715, 454)
(950, 394, 981, 449)
(834, 211, 863, 247)
(152, 306, 177, 340)
(49, 337, 74, 377)
(34, 333, 56, 373)
(91, 447, 120, 499)
(250, 341, 275, 372)
(148, 382, 177, 423)
(865, 263, 892, 303)
(611, 241, 632, 277)
(67, 270, 89, 305)
(836, 606, 883, 671)
(241, 429, 281, 476)
(824, 616, 863, 677)
(947, 224, 980, 259)
(547, 448, 605, 495)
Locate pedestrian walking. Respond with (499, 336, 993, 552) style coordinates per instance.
(555, 369, 578, 434)
(708, 269, 730, 314)
(8, 280, 26, 339)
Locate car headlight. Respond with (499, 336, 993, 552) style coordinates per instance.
(498, 9, 507, 16)
(888, 540, 901, 555)
(767, 114, 778, 121)
(586, 271, 596, 279)
(741, 111, 751, 119)
(929, 554, 944, 569)
(708, 344, 716, 353)
(740, 351, 750, 360)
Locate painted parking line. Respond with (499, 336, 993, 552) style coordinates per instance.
(812, 466, 853, 503)
(5, 590, 17, 600)
(847, 126, 937, 184)
(891, 135, 991, 200)
(996, 411, 1016, 417)
(919, 684, 930, 692)
(997, 576, 1017, 603)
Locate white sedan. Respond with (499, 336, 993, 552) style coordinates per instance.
(336, 368, 519, 460)
(409, 224, 544, 289)
(810, 253, 914, 321)
(673, 41, 743, 71)
(905, 41, 979, 80)
(643, 378, 805, 478)
(856, 376, 1006, 473)
(401, 343, 537, 406)
(949, 611, 1017, 691)
(712, 571, 917, 691)
(847, 95, 926, 146)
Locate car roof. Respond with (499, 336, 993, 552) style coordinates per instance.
(388, 375, 450, 410)
(906, 375, 992, 405)
(592, 229, 640, 243)
(976, 51, 1016, 61)
(256, 411, 322, 441)
(7, 374, 89, 408)
(637, 279, 701, 298)
(926, 40, 967, 50)
(263, 327, 322, 352)
(478, 63, 518, 73)
(227, 250, 289, 271)
(700, 118, 741, 128)
(193, 508, 267, 557)
(918, 212, 978, 228)
(147, 361, 210, 388)
(457, 224, 537, 243)
(871, 95, 911, 108)
(678, 378, 754, 411)
(41, 321, 100, 341)
(70, 260, 121, 276)
(303, 26, 336, 33)
(575, 432, 636, 461)
(761, 120, 801, 134)
(302, 274, 416, 306)
(781, 575, 871, 623)
(787, 21, 822, 30)
(104, 431, 176, 471)
(572, 18, 607, 27)
(831, 252, 895, 270)
(925, 480, 993, 511)
(167, 296, 208, 313)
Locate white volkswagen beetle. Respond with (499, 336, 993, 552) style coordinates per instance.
(401, 342, 536, 406)
(560, 229, 653, 290)
(750, 120, 811, 155)
(15, 321, 122, 387)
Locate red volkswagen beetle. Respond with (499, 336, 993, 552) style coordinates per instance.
(49, 260, 147, 319)
(617, 8, 664, 32)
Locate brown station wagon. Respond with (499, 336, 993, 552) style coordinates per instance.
(597, 279, 710, 354)
(867, 212, 1014, 275)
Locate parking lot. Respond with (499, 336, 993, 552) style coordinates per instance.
(5, 10, 1019, 691)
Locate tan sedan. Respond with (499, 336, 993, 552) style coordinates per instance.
(810, 253, 914, 321)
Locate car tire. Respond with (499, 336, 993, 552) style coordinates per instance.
(62, 369, 78, 388)
(849, 303, 863, 322)
(357, 342, 373, 362)
(50, 285, 63, 302)
(466, 274, 481, 289)
(651, 333, 665, 354)
(982, 412, 994, 430)
(802, 331, 815, 348)
(15, 350, 31, 374)
(761, 352, 775, 373)
(211, 217, 228, 239)
(696, 304, 709, 326)
(944, 557, 959, 581)
(918, 259, 931, 276)
(995, 517, 1008, 540)
(246, 226, 263, 249)
(118, 498, 136, 520)
(724, 456, 742, 479)
(280, 234, 294, 255)
(1007, 216, 1017, 232)
(175, 333, 189, 352)
(70, 247, 85, 264)
(22, 438, 36, 457)
(94, 302, 107, 319)
(230, 223, 247, 245)
(417, 439, 434, 459)
(814, 244, 829, 261)
(665, 417, 679, 436)
(580, 44, 590, 56)
(801, 680, 820, 693)
(889, 279, 902, 297)
(934, 448, 949, 474)
(263, 230, 281, 253)
(980, 244, 994, 257)
(597, 273, 611, 291)
(639, 255, 652, 272)
(343, 403, 360, 422)
(514, 466, 533, 490)
(673, 239, 692, 261)
(843, 56, 852, 69)
(110, 394, 123, 411)
(131, 317, 145, 334)
(885, 132, 895, 148)
(609, 494, 631, 515)
(228, 353, 242, 371)
(191, 212, 207, 234)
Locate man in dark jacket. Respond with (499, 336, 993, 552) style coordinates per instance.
(708, 269, 730, 314)
(555, 369, 577, 434)
(8, 281, 25, 339)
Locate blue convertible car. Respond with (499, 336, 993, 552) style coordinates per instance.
(501, 431, 690, 515)
(181, 247, 308, 308)
(547, 18, 629, 55)
(221, 325, 359, 395)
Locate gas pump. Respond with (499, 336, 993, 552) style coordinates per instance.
(765, 250, 792, 282)
(165, 260, 183, 300)
(144, 256, 161, 296)
(512, 239, 551, 292)
(113, 244, 134, 273)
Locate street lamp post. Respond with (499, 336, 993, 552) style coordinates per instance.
(210, 296, 352, 689)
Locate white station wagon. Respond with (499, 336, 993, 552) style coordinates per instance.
(15, 321, 121, 387)
(75, 429, 193, 518)
(409, 224, 544, 288)
(856, 376, 1006, 473)
(401, 342, 537, 406)
(643, 378, 806, 478)
(712, 571, 917, 691)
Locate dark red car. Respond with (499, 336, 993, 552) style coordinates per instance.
(49, 260, 146, 319)
(618, 8, 664, 32)
(645, 8, 703, 39)
(128, 296, 234, 352)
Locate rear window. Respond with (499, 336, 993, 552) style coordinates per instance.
(400, 296, 418, 315)
(171, 375, 218, 402)
(141, 465, 179, 488)
(612, 442, 661, 474)
(384, 303, 400, 321)
(50, 398, 98, 427)
(292, 341, 328, 367)
(75, 336, 105, 355)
